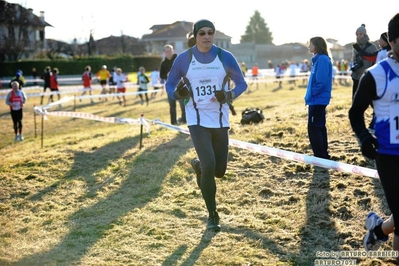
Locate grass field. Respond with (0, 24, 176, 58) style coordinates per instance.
(0, 77, 397, 265)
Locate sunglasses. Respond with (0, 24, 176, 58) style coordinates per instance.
(198, 30, 215, 36)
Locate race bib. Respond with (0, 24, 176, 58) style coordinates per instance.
(389, 100, 399, 144)
(13, 102, 22, 110)
(190, 77, 220, 104)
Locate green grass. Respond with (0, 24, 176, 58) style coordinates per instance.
(0, 79, 397, 265)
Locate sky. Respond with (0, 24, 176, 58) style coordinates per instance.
(8, 0, 399, 46)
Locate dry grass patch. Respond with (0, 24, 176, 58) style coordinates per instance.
(0, 81, 397, 265)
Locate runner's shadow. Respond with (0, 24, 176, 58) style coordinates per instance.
(27, 135, 141, 202)
(298, 169, 339, 264)
(174, 224, 290, 266)
(16, 133, 192, 265)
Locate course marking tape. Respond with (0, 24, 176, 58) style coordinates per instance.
(228, 139, 378, 179)
(32, 98, 378, 179)
(33, 98, 150, 132)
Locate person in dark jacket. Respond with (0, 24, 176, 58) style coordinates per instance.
(32, 67, 39, 85)
(351, 24, 378, 98)
(356, 32, 391, 64)
(9, 70, 26, 89)
(160, 44, 186, 125)
(354, 32, 392, 131)
(40, 66, 51, 105)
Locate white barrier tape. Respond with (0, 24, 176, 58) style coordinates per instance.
(33, 97, 150, 132)
(0, 82, 142, 97)
(33, 96, 75, 110)
(0, 86, 163, 99)
(150, 119, 190, 135)
(34, 109, 150, 132)
(244, 75, 351, 84)
(31, 98, 378, 179)
(228, 139, 379, 179)
(78, 90, 163, 99)
(30, 95, 378, 179)
(139, 116, 150, 132)
(2, 77, 118, 84)
(0, 82, 159, 95)
(147, 120, 379, 179)
(1, 72, 352, 84)
(31, 90, 162, 101)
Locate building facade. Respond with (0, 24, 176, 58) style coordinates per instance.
(141, 21, 232, 56)
(0, 0, 52, 62)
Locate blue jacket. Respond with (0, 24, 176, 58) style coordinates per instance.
(304, 53, 332, 105)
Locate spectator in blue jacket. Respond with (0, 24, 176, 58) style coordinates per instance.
(304, 36, 332, 159)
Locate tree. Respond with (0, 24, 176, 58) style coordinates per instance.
(240, 10, 273, 45)
(0, 2, 31, 62)
(87, 31, 96, 56)
(120, 31, 126, 54)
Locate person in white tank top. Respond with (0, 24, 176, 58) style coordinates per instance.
(165, 19, 248, 232)
(349, 13, 399, 258)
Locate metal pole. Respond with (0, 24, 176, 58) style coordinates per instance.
(41, 114, 44, 149)
(33, 104, 37, 138)
(139, 113, 144, 150)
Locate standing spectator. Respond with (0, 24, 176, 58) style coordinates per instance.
(351, 24, 378, 98)
(114, 68, 128, 106)
(338, 58, 348, 85)
(109, 66, 117, 98)
(10, 70, 26, 89)
(251, 63, 259, 78)
(274, 64, 283, 88)
(249, 63, 259, 91)
(348, 13, 399, 257)
(355, 31, 392, 131)
(165, 19, 248, 231)
(160, 44, 186, 125)
(96, 65, 111, 102)
(137, 66, 150, 105)
(49, 68, 60, 104)
(81, 66, 94, 104)
(240, 62, 247, 77)
(5, 81, 27, 141)
(300, 59, 310, 86)
(40, 66, 51, 105)
(288, 61, 298, 85)
(304, 36, 332, 159)
(338, 59, 349, 85)
(267, 60, 273, 69)
(357, 32, 391, 64)
(31, 67, 39, 86)
(332, 65, 338, 86)
(150, 68, 161, 98)
(376, 32, 391, 62)
(187, 32, 196, 48)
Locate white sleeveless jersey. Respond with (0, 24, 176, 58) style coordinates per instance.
(369, 58, 399, 155)
(185, 53, 230, 128)
(114, 73, 126, 88)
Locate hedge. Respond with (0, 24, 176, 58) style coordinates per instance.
(0, 55, 163, 77)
